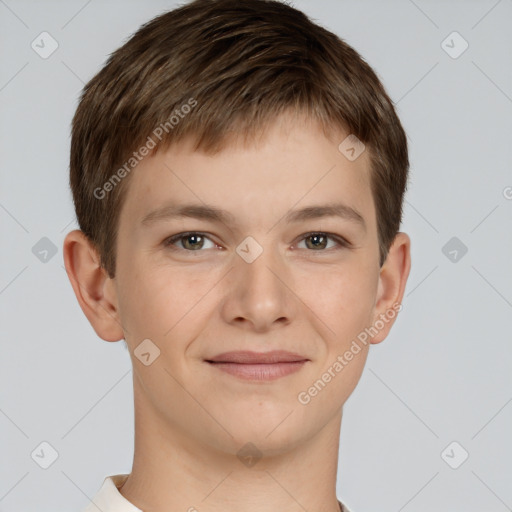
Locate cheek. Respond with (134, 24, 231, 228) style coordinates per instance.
(299, 261, 377, 337)
(115, 261, 172, 342)
(117, 261, 215, 346)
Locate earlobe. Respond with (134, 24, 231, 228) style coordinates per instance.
(370, 232, 411, 344)
(63, 229, 125, 342)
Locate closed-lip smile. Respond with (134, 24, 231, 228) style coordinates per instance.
(205, 350, 310, 381)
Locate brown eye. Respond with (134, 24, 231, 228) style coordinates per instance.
(297, 232, 348, 251)
(305, 233, 328, 250)
(164, 232, 216, 251)
(181, 234, 204, 250)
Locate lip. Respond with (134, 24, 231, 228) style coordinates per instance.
(206, 350, 309, 364)
(205, 351, 309, 381)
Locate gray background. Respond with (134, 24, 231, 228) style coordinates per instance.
(1, 0, 511, 511)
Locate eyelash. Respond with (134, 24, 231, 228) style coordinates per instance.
(163, 231, 350, 252)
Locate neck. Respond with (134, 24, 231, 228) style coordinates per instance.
(119, 378, 344, 512)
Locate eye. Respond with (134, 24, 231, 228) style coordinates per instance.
(163, 231, 350, 253)
(163, 232, 217, 251)
(296, 232, 349, 251)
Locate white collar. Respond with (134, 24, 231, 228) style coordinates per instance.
(82, 474, 353, 512)
(82, 474, 141, 512)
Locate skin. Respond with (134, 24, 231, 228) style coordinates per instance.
(63, 111, 411, 512)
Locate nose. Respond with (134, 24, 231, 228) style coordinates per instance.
(220, 237, 296, 332)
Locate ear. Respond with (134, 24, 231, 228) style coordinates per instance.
(370, 232, 411, 344)
(63, 229, 125, 342)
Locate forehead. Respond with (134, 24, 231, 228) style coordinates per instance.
(118, 114, 375, 234)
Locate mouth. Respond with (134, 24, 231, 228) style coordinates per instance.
(205, 350, 310, 381)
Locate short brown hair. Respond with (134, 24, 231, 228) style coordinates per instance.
(69, 0, 409, 278)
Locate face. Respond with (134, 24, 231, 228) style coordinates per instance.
(104, 113, 396, 456)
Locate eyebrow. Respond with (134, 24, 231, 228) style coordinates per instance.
(141, 202, 366, 231)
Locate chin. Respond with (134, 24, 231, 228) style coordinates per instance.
(226, 419, 306, 454)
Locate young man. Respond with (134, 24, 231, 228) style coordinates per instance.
(63, 0, 411, 511)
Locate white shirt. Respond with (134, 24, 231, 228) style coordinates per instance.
(82, 474, 353, 512)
